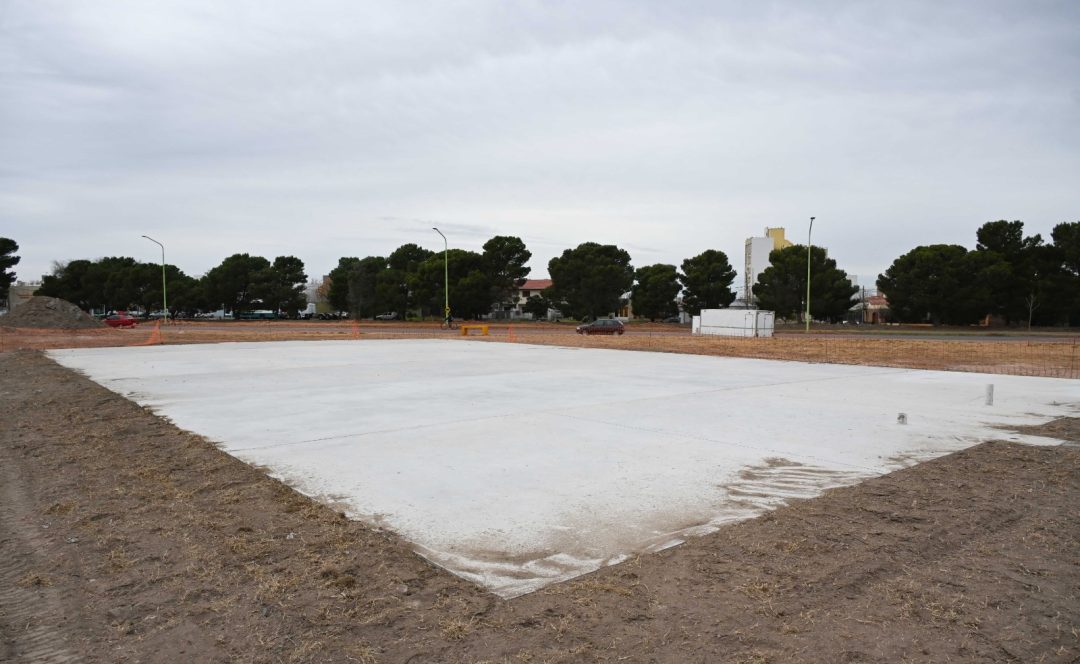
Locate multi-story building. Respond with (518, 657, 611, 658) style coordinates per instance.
(490, 279, 555, 319)
(744, 227, 793, 306)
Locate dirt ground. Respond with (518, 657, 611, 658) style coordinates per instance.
(2, 349, 1079, 663)
(1, 320, 1078, 379)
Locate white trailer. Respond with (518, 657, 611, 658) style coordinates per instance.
(692, 309, 774, 338)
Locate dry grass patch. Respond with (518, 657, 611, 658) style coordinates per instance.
(439, 615, 476, 640)
(18, 572, 53, 587)
(43, 500, 76, 515)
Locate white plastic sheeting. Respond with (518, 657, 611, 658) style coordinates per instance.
(49, 340, 1077, 597)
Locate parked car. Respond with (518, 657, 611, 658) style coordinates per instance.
(104, 313, 138, 328)
(375, 312, 400, 321)
(576, 318, 625, 335)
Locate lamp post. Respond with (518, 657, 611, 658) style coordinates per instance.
(805, 217, 815, 333)
(432, 227, 449, 322)
(142, 235, 167, 321)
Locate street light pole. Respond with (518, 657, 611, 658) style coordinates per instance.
(805, 217, 815, 333)
(432, 227, 449, 322)
(142, 235, 167, 321)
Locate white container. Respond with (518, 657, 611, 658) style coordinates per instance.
(694, 309, 774, 337)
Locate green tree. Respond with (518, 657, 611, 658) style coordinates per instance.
(483, 236, 531, 309)
(877, 244, 1004, 325)
(40, 256, 134, 312)
(39, 259, 93, 309)
(374, 268, 410, 317)
(345, 256, 387, 319)
(326, 257, 361, 312)
(0, 237, 19, 305)
(522, 294, 550, 320)
(678, 250, 736, 315)
(547, 242, 634, 320)
(975, 220, 1038, 261)
(386, 244, 435, 316)
(1053, 221, 1080, 277)
(37, 255, 196, 314)
(103, 257, 147, 312)
(454, 268, 496, 319)
(119, 262, 197, 317)
(1048, 221, 1080, 325)
(127, 262, 162, 314)
(631, 264, 680, 321)
(388, 243, 435, 273)
(201, 254, 272, 314)
(974, 220, 1046, 324)
(412, 249, 493, 319)
(263, 256, 308, 316)
(163, 268, 202, 315)
(957, 249, 1013, 324)
(754, 245, 857, 322)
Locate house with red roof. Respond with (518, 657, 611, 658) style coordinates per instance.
(491, 278, 556, 320)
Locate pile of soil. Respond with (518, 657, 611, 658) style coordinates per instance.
(0, 296, 103, 329)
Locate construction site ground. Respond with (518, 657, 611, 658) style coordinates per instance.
(1, 325, 1079, 663)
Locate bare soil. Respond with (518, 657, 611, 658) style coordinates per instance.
(1, 320, 1077, 379)
(2, 350, 1079, 663)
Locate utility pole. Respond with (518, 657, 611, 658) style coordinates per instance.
(805, 217, 815, 333)
(142, 235, 167, 321)
(432, 228, 449, 321)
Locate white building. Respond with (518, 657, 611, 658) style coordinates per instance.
(744, 227, 793, 306)
(490, 279, 556, 319)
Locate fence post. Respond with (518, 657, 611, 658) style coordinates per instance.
(1072, 337, 1077, 379)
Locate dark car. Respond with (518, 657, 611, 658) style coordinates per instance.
(374, 312, 400, 321)
(104, 313, 138, 328)
(576, 318, 625, 335)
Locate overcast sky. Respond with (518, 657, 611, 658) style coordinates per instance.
(3, 1, 1078, 292)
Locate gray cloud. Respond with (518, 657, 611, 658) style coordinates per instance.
(2, 0, 1078, 286)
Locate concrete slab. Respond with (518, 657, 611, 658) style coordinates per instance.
(48, 340, 1079, 597)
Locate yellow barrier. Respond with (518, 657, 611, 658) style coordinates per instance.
(460, 324, 490, 336)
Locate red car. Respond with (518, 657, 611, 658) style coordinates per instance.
(576, 318, 625, 335)
(104, 313, 139, 328)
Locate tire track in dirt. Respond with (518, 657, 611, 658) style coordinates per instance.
(0, 455, 82, 663)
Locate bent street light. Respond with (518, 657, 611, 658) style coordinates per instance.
(432, 227, 449, 321)
(805, 217, 815, 333)
(142, 235, 167, 321)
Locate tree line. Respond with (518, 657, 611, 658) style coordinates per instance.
(325, 236, 531, 319)
(10, 218, 1080, 326)
(878, 220, 1080, 326)
(17, 235, 752, 322)
(36, 253, 308, 316)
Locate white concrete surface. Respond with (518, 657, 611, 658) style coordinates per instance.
(48, 340, 1079, 598)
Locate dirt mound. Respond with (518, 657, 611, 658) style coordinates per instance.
(0, 296, 104, 329)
